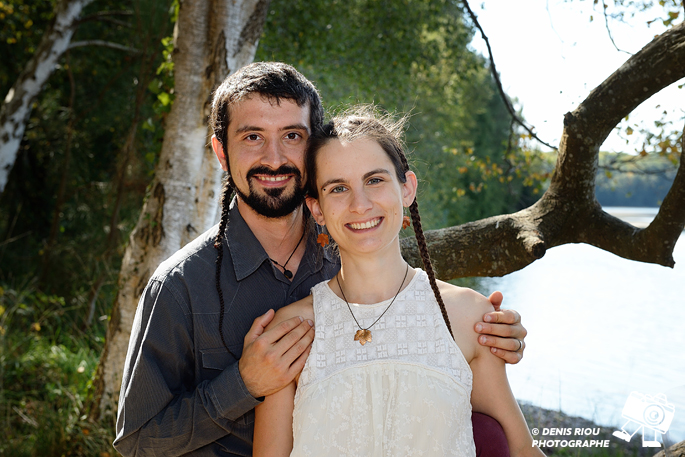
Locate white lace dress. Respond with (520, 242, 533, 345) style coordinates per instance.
(291, 269, 476, 457)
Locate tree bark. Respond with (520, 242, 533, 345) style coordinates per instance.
(88, 0, 271, 424)
(0, 0, 94, 192)
(402, 21, 685, 279)
(653, 439, 685, 457)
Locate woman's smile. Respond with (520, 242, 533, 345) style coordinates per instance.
(347, 217, 383, 231)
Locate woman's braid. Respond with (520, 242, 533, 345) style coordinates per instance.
(397, 152, 455, 339)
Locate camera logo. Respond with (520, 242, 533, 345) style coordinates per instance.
(613, 392, 676, 447)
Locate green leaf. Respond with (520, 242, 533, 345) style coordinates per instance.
(157, 92, 171, 106)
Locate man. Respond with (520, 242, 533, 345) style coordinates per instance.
(114, 62, 527, 456)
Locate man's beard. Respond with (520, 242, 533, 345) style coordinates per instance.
(233, 165, 306, 218)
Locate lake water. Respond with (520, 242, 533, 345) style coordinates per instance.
(477, 207, 685, 445)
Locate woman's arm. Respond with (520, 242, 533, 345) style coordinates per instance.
(252, 296, 314, 457)
(470, 345, 544, 457)
(254, 381, 296, 457)
(441, 284, 544, 457)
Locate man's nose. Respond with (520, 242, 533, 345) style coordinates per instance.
(260, 140, 288, 169)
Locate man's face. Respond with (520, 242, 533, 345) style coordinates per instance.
(213, 96, 311, 218)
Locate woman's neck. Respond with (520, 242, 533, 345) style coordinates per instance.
(334, 242, 414, 304)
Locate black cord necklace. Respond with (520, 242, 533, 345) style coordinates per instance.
(336, 264, 410, 346)
(270, 229, 306, 280)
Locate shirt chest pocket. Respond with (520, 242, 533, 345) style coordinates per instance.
(201, 346, 241, 370)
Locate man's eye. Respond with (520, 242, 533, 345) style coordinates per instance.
(367, 177, 383, 185)
(246, 134, 260, 141)
(285, 132, 301, 140)
(330, 185, 346, 193)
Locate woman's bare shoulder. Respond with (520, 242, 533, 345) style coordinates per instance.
(437, 280, 494, 319)
(266, 295, 315, 331)
(436, 280, 494, 361)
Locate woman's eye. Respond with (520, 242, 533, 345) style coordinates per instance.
(330, 185, 346, 193)
(367, 177, 383, 185)
(285, 132, 302, 140)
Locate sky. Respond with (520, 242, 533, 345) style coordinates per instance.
(468, 0, 684, 153)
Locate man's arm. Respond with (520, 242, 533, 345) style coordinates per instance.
(114, 279, 314, 456)
(114, 279, 256, 456)
(476, 291, 528, 364)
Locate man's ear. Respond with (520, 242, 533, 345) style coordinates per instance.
(402, 171, 418, 207)
(306, 196, 325, 226)
(211, 135, 229, 172)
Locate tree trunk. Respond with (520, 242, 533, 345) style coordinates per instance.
(87, 0, 271, 424)
(653, 439, 685, 457)
(402, 21, 685, 279)
(0, 0, 94, 192)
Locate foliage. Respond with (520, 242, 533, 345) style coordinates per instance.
(578, 0, 684, 27)
(0, 0, 172, 302)
(0, 0, 172, 454)
(596, 151, 678, 206)
(0, 282, 113, 456)
(257, 0, 547, 229)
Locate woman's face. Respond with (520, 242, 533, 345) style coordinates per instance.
(307, 137, 417, 256)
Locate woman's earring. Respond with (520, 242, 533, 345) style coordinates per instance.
(317, 225, 330, 247)
(402, 215, 411, 230)
(317, 233, 330, 247)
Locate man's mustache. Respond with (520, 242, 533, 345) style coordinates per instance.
(246, 165, 301, 180)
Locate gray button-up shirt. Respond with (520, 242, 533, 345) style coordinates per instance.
(114, 200, 339, 456)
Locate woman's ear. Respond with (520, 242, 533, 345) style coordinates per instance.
(402, 171, 418, 207)
(306, 196, 326, 226)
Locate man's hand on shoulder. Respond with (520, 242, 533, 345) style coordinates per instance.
(475, 291, 527, 364)
(239, 308, 315, 398)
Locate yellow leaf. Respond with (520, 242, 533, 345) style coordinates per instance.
(31, 322, 41, 332)
(625, 127, 634, 135)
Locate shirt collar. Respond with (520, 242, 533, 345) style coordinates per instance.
(224, 197, 337, 282)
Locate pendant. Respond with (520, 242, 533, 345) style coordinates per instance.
(283, 269, 293, 279)
(354, 329, 372, 346)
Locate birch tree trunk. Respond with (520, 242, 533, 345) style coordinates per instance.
(0, 0, 94, 192)
(87, 0, 271, 424)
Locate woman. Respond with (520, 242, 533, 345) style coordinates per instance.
(253, 108, 543, 457)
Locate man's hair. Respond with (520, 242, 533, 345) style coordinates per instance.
(210, 61, 324, 159)
(210, 62, 323, 354)
(304, 106, 455, 339)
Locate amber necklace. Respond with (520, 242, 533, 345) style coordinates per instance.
(336, 264, 409, 346)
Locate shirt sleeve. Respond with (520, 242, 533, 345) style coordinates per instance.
(113, 278, 262, 456)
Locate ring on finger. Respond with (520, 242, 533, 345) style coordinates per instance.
(516, 339, 523, 352)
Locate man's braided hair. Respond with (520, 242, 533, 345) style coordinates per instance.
(304, 106, 454, 338)
(209, 62, 324, 354)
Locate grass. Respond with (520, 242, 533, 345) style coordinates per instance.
(0, 283, 115, 457)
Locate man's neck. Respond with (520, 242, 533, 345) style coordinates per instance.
(236, 197, 306, 262)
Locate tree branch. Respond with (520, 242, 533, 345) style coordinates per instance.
(69, 40, 140, 53)
(77, 10, 133, 21)
(601, 0, 632, 55)
(77, 10, 133, 27)
(402, 21, 685, 278)
(461, 0, 558, 150)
